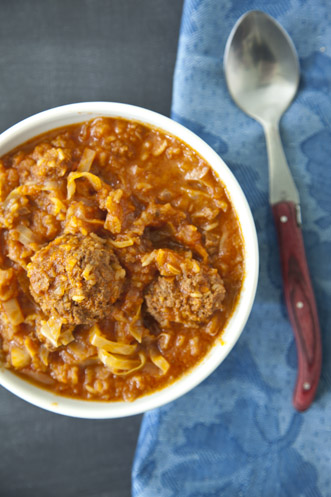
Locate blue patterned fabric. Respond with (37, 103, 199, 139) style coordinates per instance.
(132, 1, 331, 495)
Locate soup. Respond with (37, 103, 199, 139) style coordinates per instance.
(0, 117, 244, 401)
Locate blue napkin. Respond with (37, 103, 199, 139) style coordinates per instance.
(132, 1, 331, 495)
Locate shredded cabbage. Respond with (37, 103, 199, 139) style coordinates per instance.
(77, 148, 96, 172)
(150, 347, 170, 375)
(67, 172, 103, 200)
(202, 221, 219, 232)
(2, 298, 24, 325)
(90, 324, 145, 375)
(39, 346, 49, 366)
(39, 317, 74, 348)
(50, 197, 67, 219)
(2, 184, 41, 210)
(128, 326, 143, 343)
(127, 304, 144, 343)
(10, 347, 30, 369)
(2, 183, 59, 211)
(0, 268, 15, 301)
(90, 326, 137, 355)
(98, 349, 146, 376)
(24, 337, 38, 358)
(108, 238, 134, 248)
(16, 225, 37, 247)
(205, 312, 221, 336)
(141, 251, 156, 267)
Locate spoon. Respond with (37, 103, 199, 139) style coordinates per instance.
(224, 11, 322, 411)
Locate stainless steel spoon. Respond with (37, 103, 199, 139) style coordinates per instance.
(224, 10, 322, 411)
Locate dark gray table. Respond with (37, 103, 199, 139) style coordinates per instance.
(0, 1, 183, 496)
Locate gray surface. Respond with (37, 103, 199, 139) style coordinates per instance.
(0, 1, 183, 496)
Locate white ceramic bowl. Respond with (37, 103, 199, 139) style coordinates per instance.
(0, 102, 259, 418)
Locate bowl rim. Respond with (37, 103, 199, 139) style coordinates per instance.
(0, 102, 259, 418)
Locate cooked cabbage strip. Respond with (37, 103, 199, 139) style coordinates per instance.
(77, 148, 96, 172)
(82, 218, 104, 225)
(98, 349, 146, 375)
(180, 186, 211, 198)
(126, 303, 144, 343)
(67, 172, 103, 200)
(10, 347, 30, 369)
(108, 238, 134, 248)
(39, 346, 50, 366)
(203, 221, 219, 232)
(0, 268, 15, 301)
(205, 311, 221, 336)
(128, 326, 143, 343)
(59, 328, 75, 346)
(16, 225, 37, 247)
(2, 298, 24, 325)
(24, 337, 38, 358)
(39, 317, 74, 348)
(89, 326, 137, 355)
(39, 317, 62, 347)
(141, 249, 185, 276)
(50, 197, 67, 219)
(2, 185, 42, 210)
(150, 347, 170, 375)
(141, 251, 155, 267)
(2, 183, 60, 211)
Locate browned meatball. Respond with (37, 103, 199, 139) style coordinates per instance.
(145, 263, 225, 327)
(28, 233, 125, 325)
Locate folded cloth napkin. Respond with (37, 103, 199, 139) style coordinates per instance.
(132, 0, 331, 495)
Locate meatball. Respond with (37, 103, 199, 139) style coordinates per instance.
(145, 263, 225, 327)
(28, 233, 125, 325)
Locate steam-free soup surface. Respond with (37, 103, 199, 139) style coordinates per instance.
(0, 117, 244, 400)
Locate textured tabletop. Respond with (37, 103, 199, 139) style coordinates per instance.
(0, 1, 183, 496)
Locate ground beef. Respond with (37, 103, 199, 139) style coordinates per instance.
(28, 233, 125, 325)
(145, 263, 225, 327)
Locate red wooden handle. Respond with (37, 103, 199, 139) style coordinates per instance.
(272, 201, 322, 411)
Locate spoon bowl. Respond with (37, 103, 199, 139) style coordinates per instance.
(224, 10, 300, 124)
